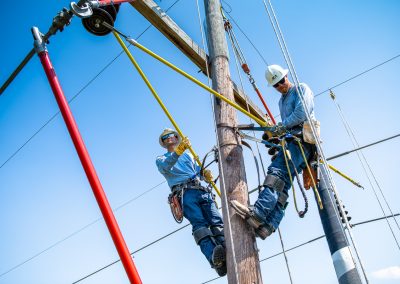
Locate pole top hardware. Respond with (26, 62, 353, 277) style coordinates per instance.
(74, 1, 121, 36)
(31, 27, 47, 53)
(70, 1, 96, 18)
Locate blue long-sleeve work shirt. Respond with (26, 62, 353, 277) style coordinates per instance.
(156, 151, 201, 189)
(279, 83, 315, 129)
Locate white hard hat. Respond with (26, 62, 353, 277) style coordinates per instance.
(159, 128, 181, 148)
(265, 64, 288, 86)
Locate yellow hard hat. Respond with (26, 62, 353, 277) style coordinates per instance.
(159, 128, 181, 148)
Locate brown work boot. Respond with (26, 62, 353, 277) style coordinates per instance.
(230, 200, 263, 229)
(255, 223, 275, 240)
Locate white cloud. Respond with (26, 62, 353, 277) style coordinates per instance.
(372, 266, 400, 279)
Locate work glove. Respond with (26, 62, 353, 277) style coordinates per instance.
(262, 123, 285, 146)
(174, 137, 191, 156)
(270, 122, 286, 136)
(202, 169, 214, 183)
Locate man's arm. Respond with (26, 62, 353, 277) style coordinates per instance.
(282, 84, 314, 128)
(156, 153, 179, 174)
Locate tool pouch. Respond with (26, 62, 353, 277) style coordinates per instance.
(303, 166, 318, 190)
(303, 120, 320, 144)
(168, 191, 183, 223)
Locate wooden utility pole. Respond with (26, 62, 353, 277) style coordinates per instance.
(204, 0, 263, 283)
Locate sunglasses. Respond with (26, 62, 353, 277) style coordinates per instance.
(161, 133, 176, 141)
(273, 77, 286, 88)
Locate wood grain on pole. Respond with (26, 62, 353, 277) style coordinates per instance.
(204, 1, 263, 283)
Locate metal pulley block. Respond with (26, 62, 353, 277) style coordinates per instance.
(103, 4, 120, 21)
(81, 4, 120, 36)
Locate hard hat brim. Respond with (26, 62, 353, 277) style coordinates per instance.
(268, 69, 289, 86)
(159, 129, 181, 148)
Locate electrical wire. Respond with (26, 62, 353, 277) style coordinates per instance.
(221, 6, 268, 66)
(315, 54, 400, 97)
(72, 223, 191, 284)
(0, 180, 166, 279)
(200, 213, 400, 284)
(329, 91, 400, 249)
(327, 133, 400, 161)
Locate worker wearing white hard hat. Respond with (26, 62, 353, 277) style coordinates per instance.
(231, 64, 318, 240)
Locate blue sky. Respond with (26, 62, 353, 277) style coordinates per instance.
(0, 0, 399, 283)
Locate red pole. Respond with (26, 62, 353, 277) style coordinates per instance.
(252, 84, 276, 125)
(37, 50, 142, 284)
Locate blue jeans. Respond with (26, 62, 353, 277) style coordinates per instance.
(254, 140, 314, 229)
(182, 188, 224, 266)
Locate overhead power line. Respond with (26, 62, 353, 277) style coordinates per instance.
(0, 180, 166, 279)
(222, 4, 399, 97)
(327, 133, 400, 161)
(315, 54, 400, 97)
(200, 213, 400, 284)
(72, 223, 191, 284)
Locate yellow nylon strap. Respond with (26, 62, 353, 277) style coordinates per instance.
(295, 139, 323, 209)
(113, 32, 221, 197)
(281, 140, 301, 215)
(126, 38, 268, 127)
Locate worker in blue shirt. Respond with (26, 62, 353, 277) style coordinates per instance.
(156, 128, 227, 276)
(231, 64, 317, 239)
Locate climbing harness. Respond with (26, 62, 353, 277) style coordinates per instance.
(169, 178, 215, 224)
(112, 31, 222, 197)
(221, 8, 275, 125)
(237, 124, 324, 212)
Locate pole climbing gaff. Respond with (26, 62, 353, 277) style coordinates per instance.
(112, 31, 222, 198)
(102, 22, 268, 127)
(31, 27, 142, 284)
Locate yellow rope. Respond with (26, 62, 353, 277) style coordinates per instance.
(125, 38, 268, 127)
(295, 139, 323, 209)
(113, 32, 221, 197)
(281, 140, 301, 215)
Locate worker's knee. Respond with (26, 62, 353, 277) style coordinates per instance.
(263, 174, 285, 193)
(193, 227, 213, 245)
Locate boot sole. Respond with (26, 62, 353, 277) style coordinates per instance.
(212, 245, 226, 268)
(230, 200, 250, 219)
